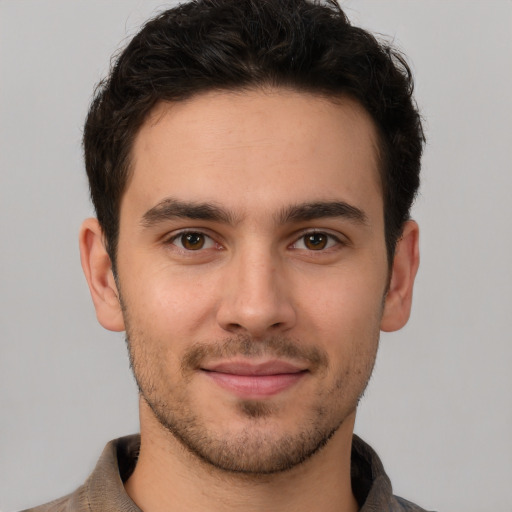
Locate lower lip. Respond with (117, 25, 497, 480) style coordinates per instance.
(203, 371, 306, 398)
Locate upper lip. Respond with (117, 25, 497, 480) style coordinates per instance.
(201, 359, 307, 376)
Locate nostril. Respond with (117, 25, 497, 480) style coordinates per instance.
(225, 322, 243, 332)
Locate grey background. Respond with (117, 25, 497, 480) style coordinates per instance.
(1, 1, 511, 510)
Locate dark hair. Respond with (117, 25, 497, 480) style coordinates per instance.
(83, 0, 424, 267)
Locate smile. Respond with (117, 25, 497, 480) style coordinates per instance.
(201, 360, 308, 398)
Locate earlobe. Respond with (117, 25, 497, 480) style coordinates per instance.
(79, 218, 125, 332)
(380, 220, 420, 332)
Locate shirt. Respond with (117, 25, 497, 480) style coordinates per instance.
(23, 434, 432, 512)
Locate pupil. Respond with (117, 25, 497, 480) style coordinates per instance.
(183, 233, 204, 250)
(306, 233, 327, 250)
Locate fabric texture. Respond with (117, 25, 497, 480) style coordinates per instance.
(23, 434, 432, 512)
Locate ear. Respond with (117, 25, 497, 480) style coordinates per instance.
(380, 220, 420, 332)
(79, 218, 125, 332)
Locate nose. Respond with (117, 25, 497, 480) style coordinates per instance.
(216, 246, 297, 338)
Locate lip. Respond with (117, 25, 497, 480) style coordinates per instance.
(201, 359, 308, 398)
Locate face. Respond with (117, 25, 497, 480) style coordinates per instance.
(104, 89, 396, 473)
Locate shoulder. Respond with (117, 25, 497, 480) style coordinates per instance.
(351, 435, 435, 512)
(394, 494, 436, 512)
(19, 435, 140, 512)
(20, 489, 85, 512)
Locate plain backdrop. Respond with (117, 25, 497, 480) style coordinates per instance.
(1, 1, 511, 510)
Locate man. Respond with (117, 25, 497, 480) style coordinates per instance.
(25, 0, 427, 510)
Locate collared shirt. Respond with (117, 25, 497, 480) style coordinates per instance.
(23, 435, 431, 512)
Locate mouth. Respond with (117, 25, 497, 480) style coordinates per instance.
(200, 359, 308, 398)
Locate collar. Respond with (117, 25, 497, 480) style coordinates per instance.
(73, 434, 425, 512)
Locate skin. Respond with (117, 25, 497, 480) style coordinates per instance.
(80, 88, 419, 512)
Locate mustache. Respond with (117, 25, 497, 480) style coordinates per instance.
(181, 334, 329, 373)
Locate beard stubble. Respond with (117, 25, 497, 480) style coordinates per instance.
(125, 327, 378, 475)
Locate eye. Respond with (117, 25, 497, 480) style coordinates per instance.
(292, 232, 340, 251)
(170, 231, 216, 251)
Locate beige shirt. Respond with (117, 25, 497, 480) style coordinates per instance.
(23, 435, 431, 512)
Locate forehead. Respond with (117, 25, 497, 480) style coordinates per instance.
(124, 88, 383, 222)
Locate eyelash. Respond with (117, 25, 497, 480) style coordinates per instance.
(290, 231, 343, 251)
(165, 229, 344, 253)
(166, 231, 219, 252)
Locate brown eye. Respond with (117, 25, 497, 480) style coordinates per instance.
(291, 232, 341, 252)
(169, 231, 217, 252)
(180, 232, 206, 250)
(303, 233, 328, 250)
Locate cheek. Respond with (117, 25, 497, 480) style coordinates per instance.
(122, 264, 220, 341)
(296, 265, 386, 334)
(293, 266, 384, 383)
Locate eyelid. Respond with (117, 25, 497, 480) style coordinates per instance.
(164, 229, 221, 251)
(289, 229, 346, 250)
(161, 227, 347, 251)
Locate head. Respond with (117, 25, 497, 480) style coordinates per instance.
(83, 0, 424, 271)
(80, 0, 423, 476)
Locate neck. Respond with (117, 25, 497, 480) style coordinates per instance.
(125, 400, 359, 512)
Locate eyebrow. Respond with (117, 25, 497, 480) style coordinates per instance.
(277, 201, 368, 225)
(141, 198, 238, 227)
(141, 198, 368, 228)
